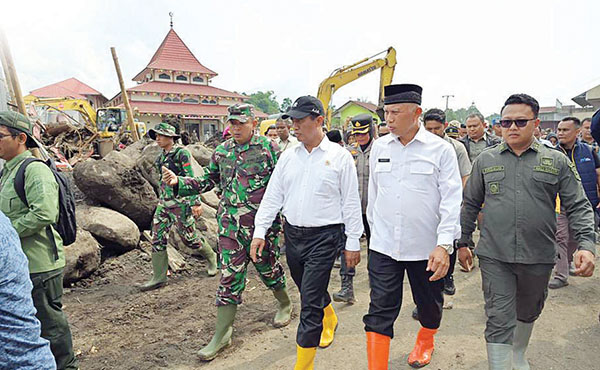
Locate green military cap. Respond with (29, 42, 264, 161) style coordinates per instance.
(0, 110, 37, 146)
(350, 113, 373, 135)
(148, 122, 180, 140)
(227, 103, 255, 123)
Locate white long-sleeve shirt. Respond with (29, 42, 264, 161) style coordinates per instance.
(367, 126, 463, 261)
(254, 135, 364, 251)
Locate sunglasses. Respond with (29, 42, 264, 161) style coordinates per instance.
(499, 118, 536, 128)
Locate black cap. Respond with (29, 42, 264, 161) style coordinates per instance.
(350, 113, 373, 134)
(383, 84, 423, 105)
(326, 129, 343, 144)
(282, 96, 324, 119)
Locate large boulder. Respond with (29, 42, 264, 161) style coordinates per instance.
(73, 156, 158, 229)
(63, 229, 101, 284)
(200, 190, 220, 209)
(186, 144, 213, 167)
(76, 206, 140, 252)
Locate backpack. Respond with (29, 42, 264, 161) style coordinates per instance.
(7, 158, 77, 258)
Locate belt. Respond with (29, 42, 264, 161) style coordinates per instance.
(284, 221, 343, 236)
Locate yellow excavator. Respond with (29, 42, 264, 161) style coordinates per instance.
(317, 47, 396, 129)
(24, 96, 146, 138)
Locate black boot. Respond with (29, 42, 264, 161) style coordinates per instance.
(443, 274, 456, 295)
(333, 275, 355, 304)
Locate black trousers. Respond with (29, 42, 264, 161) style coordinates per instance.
(446, 249, 457, 278)
(285, 222, 343, 348)
(339, 214, 370, 278)
(363, 250, 444, 338)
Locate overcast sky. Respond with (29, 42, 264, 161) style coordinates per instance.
(2, 0, 599, 116)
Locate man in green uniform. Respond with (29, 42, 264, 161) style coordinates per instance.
(140, 122, 218, 291)
(458, 94, 596, 370)
(0, 111, 78, 370)
(162, 104, 292, 361)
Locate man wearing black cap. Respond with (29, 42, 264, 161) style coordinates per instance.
(333, 113, 375, 305)
(363, 85, 463, 369)
(251, 96, 363, 369)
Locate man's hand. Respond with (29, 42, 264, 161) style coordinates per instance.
(345, 250, 361, 269)
(162, 166, 178, 186)
(250, 238, 266, 262)
(191, 205, 203, 218)
(574, 250, 595, 277)
(426, 246, 450, 281)
(458, 247, 473, 272)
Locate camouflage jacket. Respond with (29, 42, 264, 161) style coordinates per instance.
(155, 145, 201, 207)
(178, 135, 281, 238)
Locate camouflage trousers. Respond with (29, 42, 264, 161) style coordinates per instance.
(216, 228, 286, 306)
(151, 203, 204, 252)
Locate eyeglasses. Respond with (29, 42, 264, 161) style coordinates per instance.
(499, 118, 536, 128)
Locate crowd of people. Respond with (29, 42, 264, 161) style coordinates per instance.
(1, 83, 599, 370)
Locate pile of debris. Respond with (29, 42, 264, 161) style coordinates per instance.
(60, 136, 219, 285)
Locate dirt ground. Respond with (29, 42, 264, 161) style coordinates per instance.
(65, 237, 600, 370)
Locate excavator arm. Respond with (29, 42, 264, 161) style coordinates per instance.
(317, 47, 396, 129)
(24, 96, 98, 131)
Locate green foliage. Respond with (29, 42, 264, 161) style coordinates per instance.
(281, 97, 293, 113)
(243, 91, 280, 114)
(445, 102, 483, 123)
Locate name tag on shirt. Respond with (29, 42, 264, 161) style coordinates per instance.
(378, 158, 390, 162)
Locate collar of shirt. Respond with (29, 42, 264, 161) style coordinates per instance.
(384, 125, 432, 147)
(297, 134, 331, 155)
(233, 135, 262, 153)
(469, 133, 487, 143)
(499, 139, 540, 155)
(4, 150, 32, 172)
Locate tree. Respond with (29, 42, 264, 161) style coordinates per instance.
(243, 91, 280, 115)
(280, 97, 293, 113)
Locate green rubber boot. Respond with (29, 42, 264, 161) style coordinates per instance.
(139, 250, 168, 291)
(199, 245, 218, 277)
(198, 304, 237, 361)
(272, 287, 293, 328)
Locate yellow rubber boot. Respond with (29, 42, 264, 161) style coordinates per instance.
(319, 303, 338, 348)
(294, 345, 317, 370)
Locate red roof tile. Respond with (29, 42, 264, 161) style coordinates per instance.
(129, 101, 268, 118)
(134, 28, 217, 81)
(30, 77, 104, 99)
(129, 81, 246, 99)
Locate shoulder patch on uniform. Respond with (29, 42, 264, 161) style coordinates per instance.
(497, 142, 508, 152)
(533, 165, 559, 175)
(482, 165, 505, 174)
(532, 140, 540, 151)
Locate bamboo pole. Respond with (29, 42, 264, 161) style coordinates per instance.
(0, 46, 15, 104)
(0, 28, 26, 115)
(110, 47, 139, 141)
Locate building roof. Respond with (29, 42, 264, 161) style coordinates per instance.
(30, 77, 105, 99)
(129, 81, 246, 99)
(333, 100, 379, 115)
(129, 101, 268, 119)
(133, 28, 217, 81)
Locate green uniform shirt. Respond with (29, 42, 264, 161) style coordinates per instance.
(155, 145, 201, 207)
(468, 136, 489, 162)
(461, 140, 596, 264)
(177, 135, 281, 239)
(0, 151, 65, 273)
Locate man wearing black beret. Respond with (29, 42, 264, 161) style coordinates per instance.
(363, 84, 463, 368)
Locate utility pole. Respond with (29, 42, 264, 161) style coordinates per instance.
(442, 94, 454, 110)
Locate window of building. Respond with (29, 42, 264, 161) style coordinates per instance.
(184, 98, 199, 104)
(176, 74, 188, 81)
(163, 97, 172, 102)
(193, 76, 204, 83)
(171, 97, 181, 103)
(201, 99, 217, 105)
(158, 73, 171, 80)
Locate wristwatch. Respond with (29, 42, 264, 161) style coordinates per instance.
(438, 243, 454, 255)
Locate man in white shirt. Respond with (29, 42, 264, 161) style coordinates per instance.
(251, 96, 363, 370)
(363, 84, 463, 369)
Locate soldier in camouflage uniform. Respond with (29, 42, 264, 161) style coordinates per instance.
(162, 104, 292, 361)
(139, 122, 218, 292)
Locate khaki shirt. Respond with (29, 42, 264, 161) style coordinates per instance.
(444, 135, 471, 178)
(347, 141, 372, 213)
(461, 140, 596, 264)
(276, 135, 299, 152)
